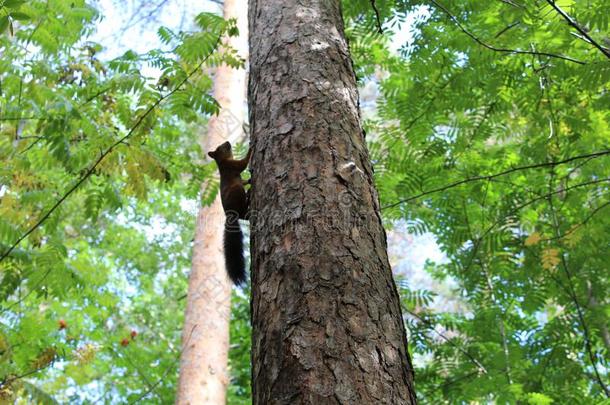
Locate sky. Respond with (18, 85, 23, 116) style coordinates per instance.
(92, 0, 218, 57)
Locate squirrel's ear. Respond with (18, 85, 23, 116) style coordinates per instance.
(208, 151, 215, 158)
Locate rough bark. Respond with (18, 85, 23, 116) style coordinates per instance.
(248, 0, 417, 404)
(176, 1, 248, 403)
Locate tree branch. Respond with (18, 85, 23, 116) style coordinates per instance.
(0, 268, 53, 315)
(370, 0, 383, 34)
(494, 21, 520, 39)
(405, 308, 488, 374)
(0, 116, 39, 121)
(546, 173, 609, 397)
(0, 362, 53, 389)
(127, 324, 198, 405)
(382, 148, 610, 210)
(542, 199, 610, 243)
(0, 36, 222, 264)
(111, 348, 161, 402)
(461, 178, 610, 276)
(544, 0, 610, 60)
(497, 0, 523, 9)
(429, 0, 586, 65)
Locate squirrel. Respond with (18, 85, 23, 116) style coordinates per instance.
(207, 141, 252, 285)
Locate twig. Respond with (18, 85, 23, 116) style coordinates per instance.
(461, 202, 511, 382)
(18, 136, 45, 154)
(14, 78, 23, 140)
(0, 268, 52, 315)
(494, 21, 520, 39)
(0, 116, 39, 121)
(0, 36, 222, 264)
(429, 0, 585, 65)
(95, 0, 171, 46)
(128, 324, 198, 404)
(546, 173, 610, 397)
(0, 362, 53, 389)
(436, 370, 479, 390)
(382, 148, 610, 210)
(544, 0, 610, 59)
(497, 0, 523, 9)
(542, 199, 610, 243)
(370, 0, 383, 34)
(405, 308, 488, 374)
(111, 348, 160, 402)
(81, 87, 111, 106)
(461, 178, 610, 275)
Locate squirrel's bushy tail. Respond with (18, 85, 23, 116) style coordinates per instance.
(224, 213, 246, 285)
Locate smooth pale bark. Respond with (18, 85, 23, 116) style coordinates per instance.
(176, 1, 248, 403)
(248, 0, 417, 404)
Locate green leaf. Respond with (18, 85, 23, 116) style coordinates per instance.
(527, 392, 554, 405)
(20, 381, 60, 404)
(9, 11, 29, 21)
(2, 0, 26, 8)
(157, 26, 175, 45)
(0, 15, 8, 33)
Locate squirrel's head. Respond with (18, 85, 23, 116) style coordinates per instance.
(208, 141, 233, 160)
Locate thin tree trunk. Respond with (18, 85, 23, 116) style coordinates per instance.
(248, 0, 417, 403)
(176, 1, 247, 403)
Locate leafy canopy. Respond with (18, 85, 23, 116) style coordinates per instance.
(0, 1, 243, 402)
(1, 0, 609, 403)
(345, 0, 610, 402)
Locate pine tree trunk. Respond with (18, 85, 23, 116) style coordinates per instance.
(248, 0, 417, 403)
(176, 1, 248, 403)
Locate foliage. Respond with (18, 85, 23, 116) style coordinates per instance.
(228, 288, 252, 405)
(345, 0, 610, 403)
(0, 1, 242, 402)
(2, 0, 609, 403)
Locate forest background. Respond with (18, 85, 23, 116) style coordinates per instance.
(0, 0, 608, 403)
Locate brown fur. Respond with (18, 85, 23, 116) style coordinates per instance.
(208, 141, 251, 284)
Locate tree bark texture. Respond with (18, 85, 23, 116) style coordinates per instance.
(176, 1, 248, 403)
(248, 0, 416, 404)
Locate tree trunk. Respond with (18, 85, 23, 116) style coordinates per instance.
(176, 1, 248, 403)
(248, 1, 417, 403)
